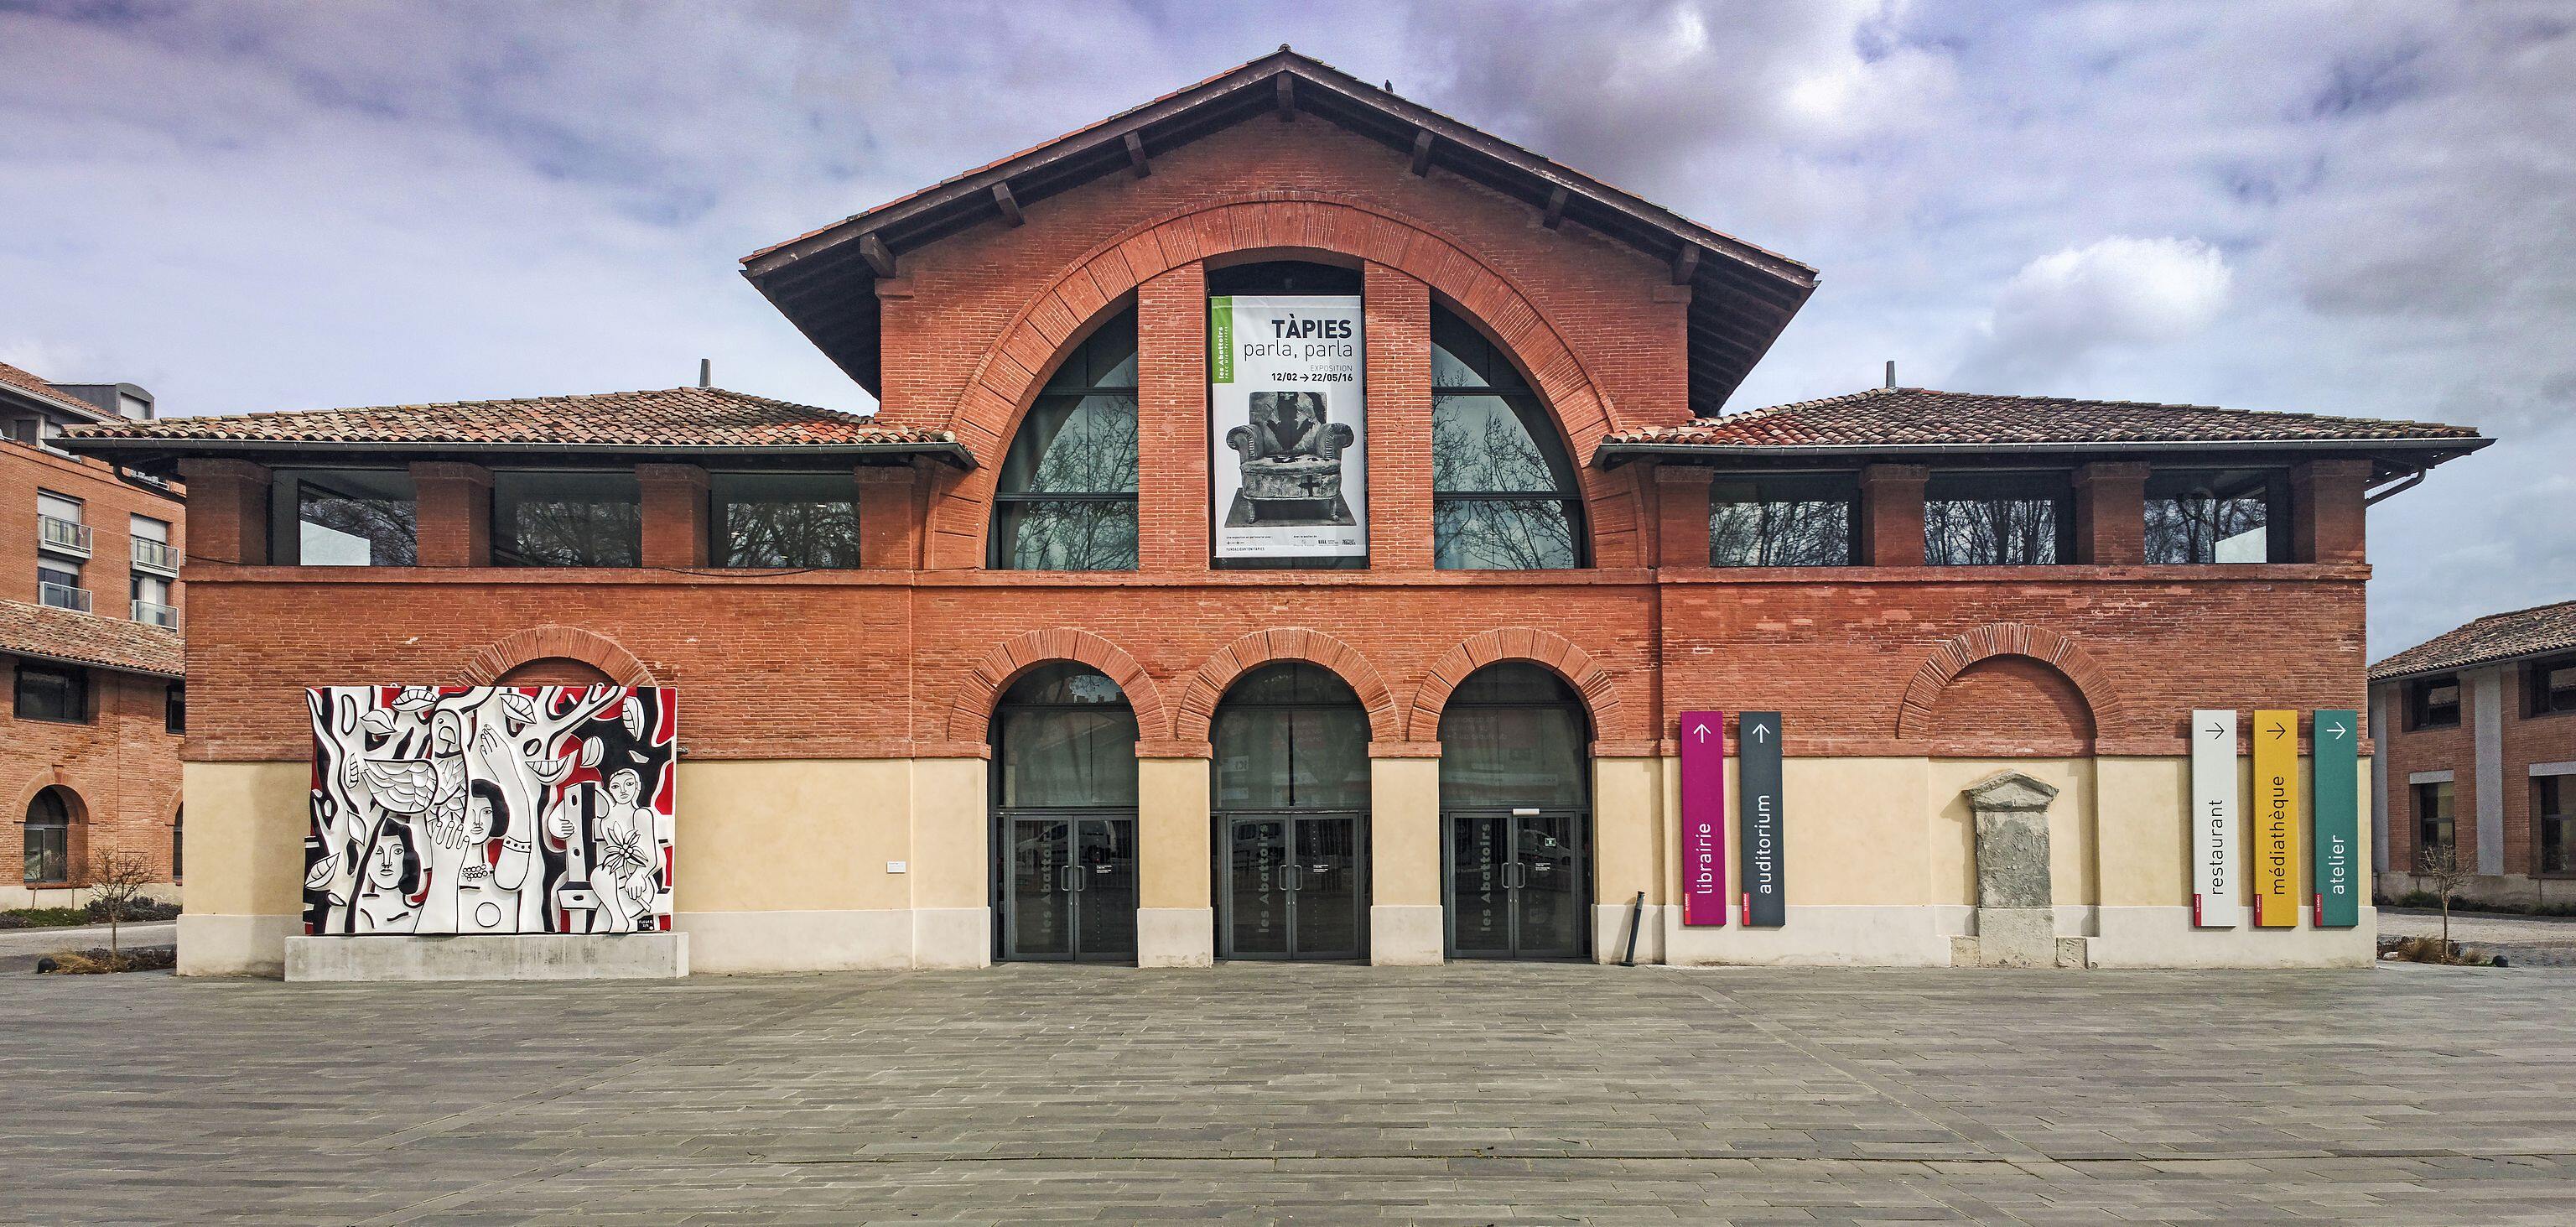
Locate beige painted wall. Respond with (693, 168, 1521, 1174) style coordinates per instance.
(1592, 756, 1664, 907)
(1369, 756, 1440, 907)
(909, 757, 988, 911)
(179, 761, 309, 917)
(1138, 757, 1210, 909)
(675, 760, 912, 912)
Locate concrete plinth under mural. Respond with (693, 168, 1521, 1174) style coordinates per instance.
(283, 933, 688, 981)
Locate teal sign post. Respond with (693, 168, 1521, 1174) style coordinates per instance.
(2311, 708, 2361, 928)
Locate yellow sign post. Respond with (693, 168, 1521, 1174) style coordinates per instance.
(2251, 710, 2302, 928)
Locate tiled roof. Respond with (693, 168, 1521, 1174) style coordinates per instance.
(2370, 601, 2576, 681)
(60, 387, 958, 449)
(0, 361, 106, 419)
(0, 599, 182, 678)
(1602, 387, 2486, 450)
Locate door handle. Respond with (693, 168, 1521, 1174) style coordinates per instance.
(1280, 865, 1301, 892)
(1061, 864, 1082, 893)
(1502, 862, 1524, 891)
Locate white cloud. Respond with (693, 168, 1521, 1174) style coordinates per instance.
(1947, 237, 2234, 391)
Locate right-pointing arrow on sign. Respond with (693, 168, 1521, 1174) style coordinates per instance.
(2328, 720, 2350, 740)
(2268, 720, 2288, 740)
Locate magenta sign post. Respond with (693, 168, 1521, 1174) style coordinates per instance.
(1680, 710, 1727, 926)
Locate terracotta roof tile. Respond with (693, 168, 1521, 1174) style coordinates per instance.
(1602, 387, 2486, 450)
(0, 599, 182, 678)
(0, 361, 106, 419)
(60, 387, 958, 449)
(2370, 601, 2576, 681)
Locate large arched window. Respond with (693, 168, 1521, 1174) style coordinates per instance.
(1212, 663, 1369, 961)
(1438, 663, 1592, 959)
(990, 663, 1139, 962)
(990, 309, 1140, 569)
(1431, 304, 1587, 569)
(23, 787, 74, 885)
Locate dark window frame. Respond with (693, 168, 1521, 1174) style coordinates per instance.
(1924, 470, 2075, 566)
(2536, 776, 2574, 878)
(269, 467, 420, 567)
(708, 471, 863, 569)
(491, 469, 644, 568)
(165, 682, 184, 735)
(2412, 779, 2457, 866)
(1428, 303, 1587, 571)
(14, 663, 91, 725)
(2406, 674, 2463, 730)
(2144, 468, 2290, 564)
(991, 308, 1141, 572)
(2524, 653, 2576, 718)
(1708, 472, 1861, 567)
(22, 788, 72, 886)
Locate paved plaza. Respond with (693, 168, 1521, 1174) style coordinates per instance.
(9, 962, 2576, 1224)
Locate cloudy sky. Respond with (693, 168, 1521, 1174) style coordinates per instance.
(3, 0, 2567, 655)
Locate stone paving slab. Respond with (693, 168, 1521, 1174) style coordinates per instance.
(7, 964, 2576, 1222)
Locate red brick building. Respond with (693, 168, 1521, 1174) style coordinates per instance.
(3, 361, 185, 907)
(67, 51, 2488, 976)
(2371, 601, 2576, 906)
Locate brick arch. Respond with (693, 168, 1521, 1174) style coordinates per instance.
(1894, 622, 2118, 740)
(922, 191, 1639, 568)
(458, 626, 658, 688)
(1174, 628, 1401, 745)
(945, 628, 1170, 745)
(1406, 628, 1623, 743)
(11, 769, 89, 825)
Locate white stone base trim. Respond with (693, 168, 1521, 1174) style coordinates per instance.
(285, 933, 688, 981)
(911, 907, 992, 970)
(1592, 901, 1666, 964)
(1665, 905, 1953, 967)
(2090, 905, 2376, 968)
(677, 909, 912, 973)
(177, 912, 298, 977)
(0, 881, 180, 911)
(1368, 904, 1444, 965)
(1135, 906, 1214, 968)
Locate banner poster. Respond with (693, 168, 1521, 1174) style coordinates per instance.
(2189, 710, 2239, 928)
(2311, 708, 2361, 928)
(1208, 294, 1368, 560)
(2251, 709, 2302, 928)
(1737, 712, 1785, 928)
(1679, 710, 1727, 926)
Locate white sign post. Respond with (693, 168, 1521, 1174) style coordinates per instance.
(2190, 709, 2238, 928)
(1208, 294, 1367, 561)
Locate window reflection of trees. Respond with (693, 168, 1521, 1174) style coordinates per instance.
(299, 491, 418, 565)
(1710, 497, 1852, 566)
(724, 501, 859, 568)
(1430, 304, 1584, 570)
(1925, 499, 2060, 565)
(506, 500, 641, 567)
(993, 309, 1140, 570)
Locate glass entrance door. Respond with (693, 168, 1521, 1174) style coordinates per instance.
(1003, 814, 1137, 962)
(1443, 809, 1589, 959)
(1218, 813, 1365, 960)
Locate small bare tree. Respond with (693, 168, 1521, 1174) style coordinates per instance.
(85, 849, 155, 968)
(2416, 840, 2476, 960)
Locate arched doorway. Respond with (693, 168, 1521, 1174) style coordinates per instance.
(23, 786, 76, 886)
(1439, 663, 1592, 959)
(989, 663, 1140, 962)
(1211, 662, 1369, 959)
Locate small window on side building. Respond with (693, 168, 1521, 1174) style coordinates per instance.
(710, 472, 861, 568)
(2407, 674, 2462, 730)
(166, 683, 184, 735)
(273, 469, 418, 565)
(494, 471, 642, 567)
(2145, 469, 2287, 564)
(15, 663, 89, 724)
(1924, 471, 2073, 565)
(2526, 654, 2576, 717)
(1709, 474, 1858, 567)
(2413, 780, 2456, 862)
(2537, 777, 2573, 875)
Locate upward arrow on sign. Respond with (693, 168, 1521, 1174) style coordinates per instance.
(1691, 723, 1711, 743)
(1749, 723, 1772, 742)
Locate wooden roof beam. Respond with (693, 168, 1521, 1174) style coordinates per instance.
(992, 182, 1025, 227)
(1670, 245, 1701, 285)
(1541, 185, 1567, 230)
(1275, 73, 1296, 121)
(1124, 132, 1150, 178)
(1410, 128, 1435, 176)
(859, 234, 896, 278)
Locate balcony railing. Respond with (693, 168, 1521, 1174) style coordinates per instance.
(37, 514, 91, 558)
(132, 599, 179, 629)
(131, 537, 179, 575)
(39, 581, 91, 613)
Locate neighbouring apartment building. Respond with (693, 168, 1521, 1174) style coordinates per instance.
(2371, 600, 2576, 907)
(2, 361, 185, 907)
(62, 50, 2490, 978)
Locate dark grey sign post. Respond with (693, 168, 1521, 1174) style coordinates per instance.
(1737, 711, 1785, 928)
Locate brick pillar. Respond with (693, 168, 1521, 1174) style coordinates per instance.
(1137, 263, 1210, 571)
(636, 463, 709, 567)
(855, 464, 923, 569)
(174, 458, 270, 565)
(1363, 262, 1434, 569)
(2073, 460, 2150, 564)
(2292, 458, 2371, 564)
(409, 461, 492, 568)
(1651, 464, 1715, 568)
(1858, 463, 1928, 567)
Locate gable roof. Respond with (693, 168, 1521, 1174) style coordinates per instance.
(741, 47, 1817, 414)
(2370, 601, 2576, 682)
(1595, 387, 2490, 473)
(0, 361, 109, 422)
(0, 599, 183, 679)
(59, 386, 973, 468)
